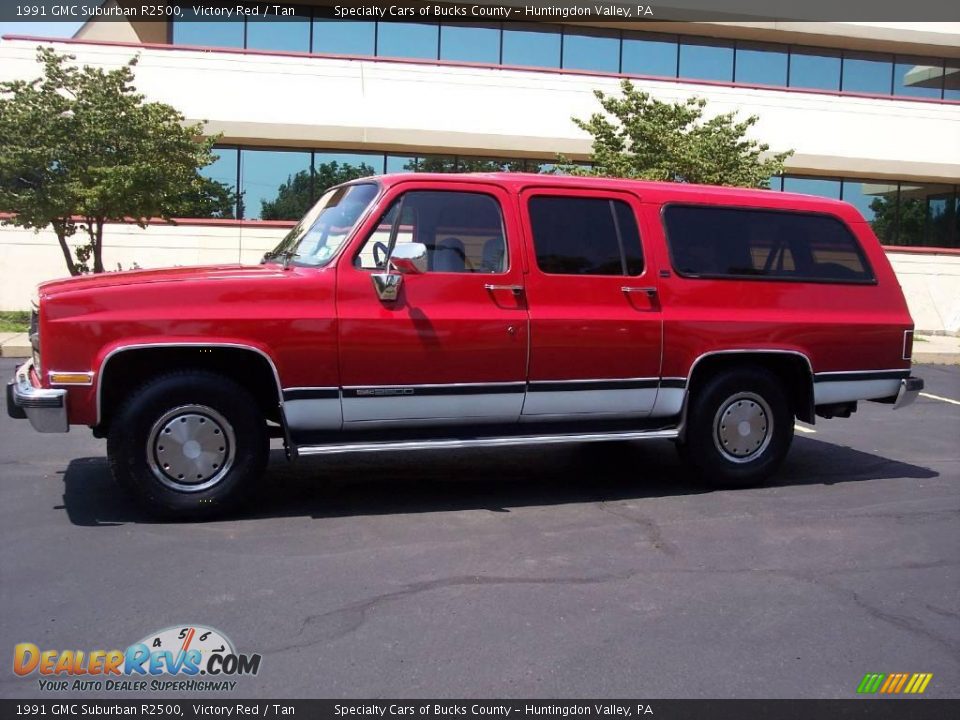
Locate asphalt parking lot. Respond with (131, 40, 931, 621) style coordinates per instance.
(0, 358, 957, 699)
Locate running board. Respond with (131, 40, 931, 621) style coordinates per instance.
(296, 428, 680, 457)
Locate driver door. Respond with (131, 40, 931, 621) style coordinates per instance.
(335, 181, 529, 428)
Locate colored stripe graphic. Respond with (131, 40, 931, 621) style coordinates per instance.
(857, 673, 885, 693)
(857, 672, 932, 694)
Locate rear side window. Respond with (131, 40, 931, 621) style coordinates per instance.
(528, 196, 644, 276)
(663, 205, 875, 283)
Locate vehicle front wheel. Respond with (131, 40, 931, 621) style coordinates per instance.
(677, 366, 793, 488)
(107, 371, 269, 520)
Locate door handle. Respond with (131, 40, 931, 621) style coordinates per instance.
(621, 286, 657, 296)
(484, 284, 524, 294)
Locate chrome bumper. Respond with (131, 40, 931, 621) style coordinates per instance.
(893, 376, 924, 410)
(6, 359, 68, 432)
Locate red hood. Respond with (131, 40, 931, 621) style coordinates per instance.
(38, 264, 288, 297)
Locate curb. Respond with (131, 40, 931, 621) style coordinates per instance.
(0, 333, 30, 359)
(913, 353, 960, 366)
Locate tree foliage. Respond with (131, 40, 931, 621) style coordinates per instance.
(260, 161, 377, 220)
(566, 80, 793, 188)
(0, 48, 234, 275)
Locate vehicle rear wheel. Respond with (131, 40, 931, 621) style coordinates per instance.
(677, 366, 793, 488)
(107, 371, 268, 520)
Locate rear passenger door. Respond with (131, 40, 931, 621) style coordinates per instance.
(519, 188, 663, 419)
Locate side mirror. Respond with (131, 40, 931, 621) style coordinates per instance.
(389, 242, 428, 275)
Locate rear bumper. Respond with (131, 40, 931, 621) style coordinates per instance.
(893, 376, 924, 410)
(6, 359, 68, 432)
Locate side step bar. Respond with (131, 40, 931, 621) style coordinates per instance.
(297, 428, 679, 457)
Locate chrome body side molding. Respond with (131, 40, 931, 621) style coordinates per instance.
(297, 427, 680, 457)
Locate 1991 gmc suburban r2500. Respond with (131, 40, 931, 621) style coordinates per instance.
(7, 173, 924, 519)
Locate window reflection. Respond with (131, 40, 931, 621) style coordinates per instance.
(789, 48, 841, 91)
(783, 176, 841, 199)
(562, 28, 620, 73)
(842, 51, 893, 94)
(313, 152, 381, 198)
(172, 8, 243, 48)
(897, 183, 958, 247)
(678, 38, 733, 82)
(621, 32, 677, 77)
(894, 56, 944, 99)
(944, 61, 960, 101)
(377, 22, 438, 60)
(246, 15, 310, 53)
(312, 19, 375, 55)
(239, 149, 312, 221)
(386, 155, 417, 173)
(842, 180, 899, 244)
(440, 24, 501, 64)
(193, 147, 239, 219)
(735, 42, 787, 86)
(502, 24, 561, 68)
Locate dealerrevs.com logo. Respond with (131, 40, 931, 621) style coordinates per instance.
(13, 625, 261, 692)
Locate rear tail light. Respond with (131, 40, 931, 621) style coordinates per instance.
(903, 330, 914, 361)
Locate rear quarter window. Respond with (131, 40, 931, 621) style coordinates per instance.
(662, 204, 875, 284)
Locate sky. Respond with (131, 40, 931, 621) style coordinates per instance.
(0, 21, 83, 39)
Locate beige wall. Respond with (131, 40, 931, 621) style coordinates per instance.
(1, 222, 957, 335)
(0, 38, 958, 182)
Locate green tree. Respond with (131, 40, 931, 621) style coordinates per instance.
(260, 161, 376, 220)
(0, 48, 230, 275)
(565, 79, 793, 188)
(410, 156, 527, 173)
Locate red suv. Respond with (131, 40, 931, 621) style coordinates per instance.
(7, 174, 923, 518)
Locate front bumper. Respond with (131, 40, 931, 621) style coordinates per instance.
(893, 376, 924, 410)
(6, 359, 68, 432)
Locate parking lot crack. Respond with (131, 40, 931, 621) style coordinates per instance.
(264, 571, 636, 654)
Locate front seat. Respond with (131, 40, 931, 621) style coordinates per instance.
(434, 238, 466, 272)
(481, 238, 505, 273)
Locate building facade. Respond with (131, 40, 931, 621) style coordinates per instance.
(1, 4, 958, 332)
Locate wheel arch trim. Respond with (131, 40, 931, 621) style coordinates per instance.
(678, 348, 815, 437)
(95, 342, 285, 428)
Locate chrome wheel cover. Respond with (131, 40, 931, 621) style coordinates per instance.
(713, 392, 773, 464)
(146, 405, 236, 492)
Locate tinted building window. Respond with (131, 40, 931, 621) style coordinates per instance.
(502, 24, 561, 68)
(842, 51, 893, 94)
(562, 28, 620, 73)
(314, 152, 381, 196)
(199, 147, 239, 218)
(894, 56, 944, 99)
(172, 9, 243, 48)
(312, 19, 375, 55)
(621, 32, 678, 77)
(789, 48, 841, 91)
(377, 22, 439, 60)
(239, 149, 312, 220)
(664, 206, 873, 283)
(386, 155, 417, 173)
(897, 183, 958, 248)
(942, 61, 960, 101)
(528, 196, 644, 276)
(679, 38, 734, 82)
(842, 180, 899, 244)
(783, 176, 842, 199)
(440, 24, 501, 64)
(246, 15, 310, 53)
(735, 42, 788, 86)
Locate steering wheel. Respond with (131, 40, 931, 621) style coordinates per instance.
(372, 242, 389, 269)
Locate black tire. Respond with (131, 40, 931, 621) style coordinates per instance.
(107, 371, 268, 520)
(677, 366, 793, 488)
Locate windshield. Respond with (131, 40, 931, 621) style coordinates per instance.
(265, 182, 379, 267)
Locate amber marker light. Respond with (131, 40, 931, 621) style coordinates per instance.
(48, 372, 94, 385)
